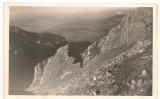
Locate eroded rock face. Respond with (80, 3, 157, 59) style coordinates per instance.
(29, 44, 81, 88)
(82, 8, 152, 64)
(9, 26, 69, 95)
(29, 59, 50, 88)
(82, 41, 100, 65)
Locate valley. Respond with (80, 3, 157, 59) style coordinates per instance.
(9, 7, 153, 96)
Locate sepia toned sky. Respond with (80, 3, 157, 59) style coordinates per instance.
(10, 6, 136, 32)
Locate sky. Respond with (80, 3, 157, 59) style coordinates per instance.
(10, 6, 136, 32)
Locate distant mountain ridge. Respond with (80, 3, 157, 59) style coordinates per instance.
(43, 14, 125, 42)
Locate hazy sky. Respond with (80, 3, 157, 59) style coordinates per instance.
(10, 6, 136, 32)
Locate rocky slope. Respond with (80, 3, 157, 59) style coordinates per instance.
(41, 40, 151, 95)
(28, 45, 81, 89)
(9, 26, 68, 94)
(82, 7, 152, 64)
(26, 7, 153, 95)
(9, 26, 91, 94)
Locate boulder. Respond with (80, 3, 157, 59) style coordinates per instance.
(137, 79, 144, 87)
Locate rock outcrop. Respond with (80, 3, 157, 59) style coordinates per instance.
(29, 59, 49, 88)
(82, 8, 152, 64)
(29, 45, 81, 89)
(9, 26, 91, 95)
(9, 26, 68, 95)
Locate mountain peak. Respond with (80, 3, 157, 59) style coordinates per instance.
(82, 7, 153, 64)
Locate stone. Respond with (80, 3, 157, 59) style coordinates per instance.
(140, 88, 143, 92)
(93, 76, 97, 81)
(137, 79, 143, 87)
(106, 73, 112, 76)
(131, 80, 136, 84)
(142, 56, 149, 59)
(98, 76, 101, 79)
(106, 71, 112, 76)
(138, 49, 144, 53)
(131, 84, 135, 89)
(142, 70, 147, 76)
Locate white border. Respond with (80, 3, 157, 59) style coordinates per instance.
(1, 2, 159, 99)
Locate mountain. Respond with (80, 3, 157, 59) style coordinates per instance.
(82, 7, 152, 64)
(26, 7, 153, 95)
(9, 14, 126, 94)
(9, 26, 68, 94)
(9, 26, 91, 94)
(29, 45, 81, 89)
(43, 15, 125, 42)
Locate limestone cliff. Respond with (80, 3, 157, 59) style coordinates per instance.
(29, 45, 81, 89)
(82, 8, 152, 64)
